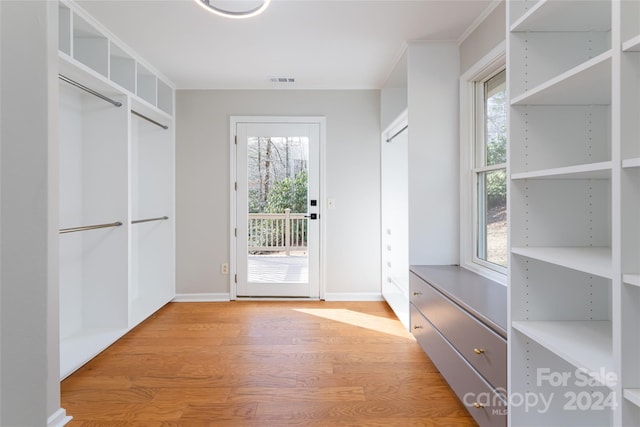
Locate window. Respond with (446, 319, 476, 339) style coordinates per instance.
(474, 69, 507, 271)
(460, 44, 507, 281)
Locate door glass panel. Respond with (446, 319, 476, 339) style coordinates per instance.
(246, 136, 309, 284)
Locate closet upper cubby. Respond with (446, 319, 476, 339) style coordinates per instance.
(59, 3, 71, 56)
(58, 0, 174, 118)
(157, 79, 174, 115)
(109, 42, 136, 93)
(136, 63, 157, 107)
(73, 13, 109, 77)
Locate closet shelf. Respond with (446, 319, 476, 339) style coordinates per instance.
(510, 0, 611, 33)
(511, 246, 612, 279)
(623, 157, 640, 169)
(624, 389, 640, 408)
(623, 34, 640, 52)
(60, 50, 175, 130)
(511, 161, 612, 180)
(623, 274, 640, 287)
(59, 52, 124, 103)
(511, 51, 612, 106)
(512, 320, 614, 387)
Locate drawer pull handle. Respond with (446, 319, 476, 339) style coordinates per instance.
(412, 291, 422, 296)
(473, 348, 485, 355)
(473, 402, 485, 409)
(413, 325, 423, 329)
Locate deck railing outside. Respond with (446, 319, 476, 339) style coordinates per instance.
(248, 208, 307, 255)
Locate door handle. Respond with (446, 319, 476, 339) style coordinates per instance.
(304, 213, 318, 220)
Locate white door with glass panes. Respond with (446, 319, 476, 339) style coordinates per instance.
(233, 119, 321, 298)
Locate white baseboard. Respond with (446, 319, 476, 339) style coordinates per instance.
(172, 293, 383, 302)
(323, 292, 384, 302)
(48, 408, 72, 427)
(172, 293, 231, 302)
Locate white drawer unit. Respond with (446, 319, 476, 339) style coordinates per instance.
(410, 265, 507, 427)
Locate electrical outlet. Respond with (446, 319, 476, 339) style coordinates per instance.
(221, 263, 229, 275)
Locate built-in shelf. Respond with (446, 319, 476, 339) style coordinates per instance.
(58, 3, 71, 56)
(511, 51, 612, 106)
(625, 389, 640, 408)
(623, 34, 640, 52)
(157, 79, 173, 115)
(509, 0, 640, 424)
(58, 0, 175, 379)
(58, 0, 174, 118)
(624, 274, 640, 287)
(511, 161, 612, 180)
(72, 13, 108, 78)
(60, 328, 128, 379)
(136, 63, 157, 107)
(623, 157, 640, 169)
(510, 0, 611, 33)
(109, 42, 136, 93)
(511, 246, 612, 279)
(512, 320, 614, 387)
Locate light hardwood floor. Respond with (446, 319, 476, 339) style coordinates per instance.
(61, 301, 477, 426)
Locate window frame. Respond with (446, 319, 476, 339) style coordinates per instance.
(459, 42, 507, 284)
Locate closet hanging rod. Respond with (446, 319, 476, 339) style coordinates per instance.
(59, 221, 123, 234)
(58, 74, 122, 107)
(386, 125, 408, 143)
(131, 110, 169, 130)
(132, 216, 169, 225)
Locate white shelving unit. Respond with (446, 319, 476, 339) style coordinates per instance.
(620, 0, 640, 422)
(512, 320, 614, 384)
(508, 0, 639, 425)
(511, 246, 612, 279)
(57, 0, 175, 379)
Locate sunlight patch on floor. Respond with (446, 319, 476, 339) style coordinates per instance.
(293, 308, 415, 341)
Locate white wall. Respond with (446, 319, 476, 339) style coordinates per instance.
(407, 42, 460, 265)
(381, 51, 408, 131)
(459, 1, 506, 75)
(176, 90, 381, 299)
(0, 1, 66, 425)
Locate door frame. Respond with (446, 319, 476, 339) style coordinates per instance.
(229, 116, 326, 300)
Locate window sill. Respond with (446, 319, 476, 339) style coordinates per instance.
(460, 261, 507, 287)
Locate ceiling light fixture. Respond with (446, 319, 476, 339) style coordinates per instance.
(195, 0, 271, 19)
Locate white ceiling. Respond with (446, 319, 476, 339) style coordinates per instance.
(77, 0, 494, 90)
